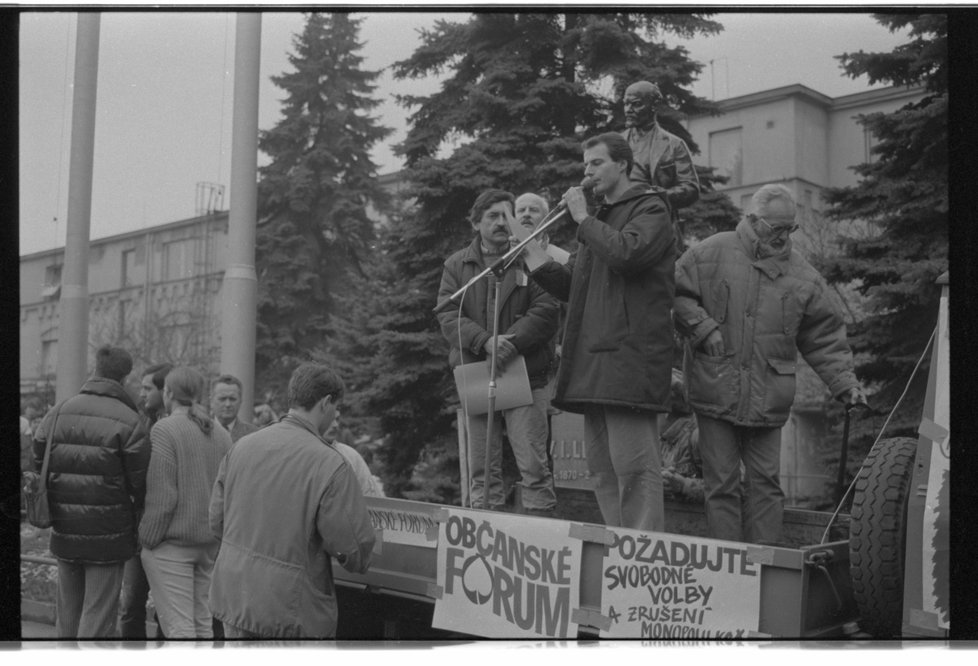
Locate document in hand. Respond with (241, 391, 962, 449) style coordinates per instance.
(453, 355, 533, 415)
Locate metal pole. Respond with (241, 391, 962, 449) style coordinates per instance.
(56, 12, 100, 402)
(834, 407, 853, 506)
(219, 13, 261, 423)
(482, 277, 504, 510)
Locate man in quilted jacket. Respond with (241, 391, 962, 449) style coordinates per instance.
(674, 183, 866, 545)
(33, 345, 150, 638)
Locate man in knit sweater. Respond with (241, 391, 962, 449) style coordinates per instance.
(138, 367, 232, 638)
(208, 363, 375, 639)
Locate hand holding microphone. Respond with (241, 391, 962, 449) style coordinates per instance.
(562, 176, 596, 225)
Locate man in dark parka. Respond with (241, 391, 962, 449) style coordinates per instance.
(33, 345, 150, 638)
(528, 132, 675, 531)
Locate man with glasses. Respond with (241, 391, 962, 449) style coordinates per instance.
(673, 184, 866, 545)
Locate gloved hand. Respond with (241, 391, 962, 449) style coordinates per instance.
(841, 386, 869, 410)
(662, 469, 686, 495)
(700, 329, 724, 357)
(484, 334, 518, 373)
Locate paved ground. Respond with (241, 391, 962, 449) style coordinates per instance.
(20, 621, 57, 640)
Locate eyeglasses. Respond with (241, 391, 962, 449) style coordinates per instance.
(753, 215, 799, 237)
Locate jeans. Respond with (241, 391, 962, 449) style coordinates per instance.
(585, 406, 664, 532)
(466, 387, 556, 511)
(695, 414, 784, 544)
(56, 559, 125, 638)
(141, 541, 218, 639)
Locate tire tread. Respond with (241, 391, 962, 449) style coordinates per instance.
(849, 436, 916, 638)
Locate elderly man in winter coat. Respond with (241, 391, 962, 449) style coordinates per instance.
(528, 132, 676, 532)
(32, 345, 150, 638)
(674, 183, 867, 545)
(208, 363, 375, 639)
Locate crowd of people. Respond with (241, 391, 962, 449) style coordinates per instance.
(27, 349, 382, 640)
(25, 79, 868, 641)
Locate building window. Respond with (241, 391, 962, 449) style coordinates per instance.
(163, 239, 195, 281)
(41, 264, 62, 300)
(740, 193, 753, 213)
(709, 127, 743, 188)
(863, 128, 880, 164)
(160, 323, 191, 360)
(122, 248, 140, 288)
(117, 300, 128, 340)
(802, 188, 815, 223)
(41, 339, 57, 376)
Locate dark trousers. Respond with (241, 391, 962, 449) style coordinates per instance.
(696, 414, 784, 545)
(56, 559, 124, 638)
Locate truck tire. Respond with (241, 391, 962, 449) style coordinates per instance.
(848, 436, 917, 638)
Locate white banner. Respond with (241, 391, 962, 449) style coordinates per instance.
(367, 503, 439, 549)
(432, 509, 582, 638)
(599, 528, 761, 639)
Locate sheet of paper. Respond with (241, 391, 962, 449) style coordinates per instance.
(453, 355, 533, 415)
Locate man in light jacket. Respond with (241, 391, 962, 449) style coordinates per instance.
(208, 363, 375, 639)
(528, 132, 676, 532)
(674, 183, 866, 545)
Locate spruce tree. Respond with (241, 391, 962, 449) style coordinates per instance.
(254, 13, 392, 398)
(360, 12, 729, 500)
(821, 14, 948, 442)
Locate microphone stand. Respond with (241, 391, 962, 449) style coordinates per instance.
(433, 204, 570, 511)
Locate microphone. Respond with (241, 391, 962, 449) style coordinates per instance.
(554, 176, 597, 212)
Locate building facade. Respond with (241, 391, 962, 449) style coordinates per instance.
(685, 83, 923, 239)
(20, 213, 229, 401)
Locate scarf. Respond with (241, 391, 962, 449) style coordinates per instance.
(737, 217, 791, 260)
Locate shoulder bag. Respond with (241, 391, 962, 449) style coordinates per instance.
(22, 406, 61, 529)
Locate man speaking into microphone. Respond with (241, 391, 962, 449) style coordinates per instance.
(526, 132, 675, 532)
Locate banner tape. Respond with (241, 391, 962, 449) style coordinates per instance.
(571, 608, 612, 632)
(569, 523, 615, 545)
(918, 417, 948, 444)
(746, 546, 774, 566)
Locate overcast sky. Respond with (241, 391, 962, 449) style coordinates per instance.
(19, 10, 910, 256)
